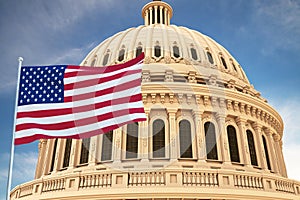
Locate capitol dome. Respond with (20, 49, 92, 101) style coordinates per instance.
(10, 1, 300, 200)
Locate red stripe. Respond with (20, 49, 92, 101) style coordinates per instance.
(65, 53, 144, 78)
(64, 69, 141, 90)
(14, 117, 146, 145)
(16, 108, 145, 131)
(64, 78, 141, 102)
(17, 93, 143, 118)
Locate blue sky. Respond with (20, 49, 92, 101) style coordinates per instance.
(1, 0, 300, 199)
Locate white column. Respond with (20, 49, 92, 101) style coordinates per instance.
(253, 123, 267, 170)
(236, 117, 251, 167)
(164, 8, 167, 25)
(159, 6, 163, 23)
(70, 139, 80, 168)
(35, 139, 47, 178)
(154, 6, 158, 24)
(216, 113, 230, 164)
(88, 136, 98, 166)
(140, 108, 150, 162)
(192, 110, 205, 162)
(266, 130, 279, 173)
(149, 7, 153, 25)
(112, 128, 122, 164)
(168, 108, 178, 160)
(145, 10, 149, 25)
(53, 139, 63, 172)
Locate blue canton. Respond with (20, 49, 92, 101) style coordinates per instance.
(18, 66, 66, 106)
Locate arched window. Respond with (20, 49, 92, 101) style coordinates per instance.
(118, 49, 125, 62)
(221, 57, 228, 69)
(173, 46, 180, 58)
(80, 138, 90, 164)
(49, 139, 58, 172)
(246, 130, 258, 166)
(62, 139, 72, 168)
(207, 52, 214, 64)
(204, 122, 218, 160)
(231, 61, 237, 71)
(227, 126, 240, 162)
(191, 48, 198, 60)
(154, 45, 161, 57)
(126, 122, 139, 159)
(136, 46, 143, 57)
(262, 135, 272, 170)
(91, 59, 96, 67)
(153, 119, 165, 158)
(102, 53, 109, 66)
(179, 120, 193, 158)
(101, 131, 113, 161)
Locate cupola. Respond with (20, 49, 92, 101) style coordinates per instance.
(142, 0, 173, 25)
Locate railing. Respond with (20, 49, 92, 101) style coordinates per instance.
(275, 179, 295, 194)
(182, 172, 218, 186)
(42, 178, 65, 192)
(79, 174, 112, 188)
(128, 171, 165, 186)
(19, 185, 33, 197)
(233, 174, 263, 189)
(10, 169, 300, 199)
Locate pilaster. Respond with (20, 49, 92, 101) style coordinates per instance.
(252, 122, 267, 170)
(236, 117, 251, 167)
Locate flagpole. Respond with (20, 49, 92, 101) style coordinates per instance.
(6, 57, 23, 200)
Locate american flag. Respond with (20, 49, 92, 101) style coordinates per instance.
(15, 53, 146, 145)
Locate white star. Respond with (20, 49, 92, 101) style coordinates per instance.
(34, 98, 38, 102)
(47, 77, 50, 81)
(26, 72, 29, 75)
(40, 78, 43, 82)
(50, 98, 53, 101)
(58, 97, 62, 100)
(47, 86, 50, 89)
(35, 90, 38, 94)
(44, 82, 47, 86)
(28, 91, 31, 94)
(25, 80, 28, 83)
(32, 87, 35, 90)
(54, 77, 58, 80)
(45, 67, 48, 70)
(32, 79, 36, 83)
(47, 94, 50, 97)
(21, 91, 24, 95)
(37, 75, 40, 78)
(43, 90, 46, 94)
(48, 70, 51, 73)
(39, 94, 42, 98)
(20, 100, 23, 103)
(24, 95, 27, 98)
(29, 83, 32, 87)
(33, 71, 36, 75)
(42, 98, 45, 102)
(41, 71, 44, 74)
(40, 86, 43, 90)
(31, 94, 34, 98)
(37, 67, 40, 71)
(22, 76, 25, 79)
(51, 90, 54, 93)
(22, 68, 25, 72)
(54, 93, 58, 97)
(30, 68, 33, 71)
(21, 84, 24, 87)
(27, 99, 30, 102)
(36, 83, 39, 86)
(55, 85, 58, 89)
(25, 88, 28, 91)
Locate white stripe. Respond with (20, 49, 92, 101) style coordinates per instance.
(64, 64, 142, 84)
(16, 101, 144, 125)
(64, 73, 140, 97)
(15, 113, 146, 139)
(17, 86, 141, 112)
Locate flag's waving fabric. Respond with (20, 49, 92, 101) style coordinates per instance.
(15, 53, 146, 145)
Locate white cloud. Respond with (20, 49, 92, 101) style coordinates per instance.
(270, 98, 300, 180)
(254, 0, 300, 52)
(11, 151, 38, 188)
